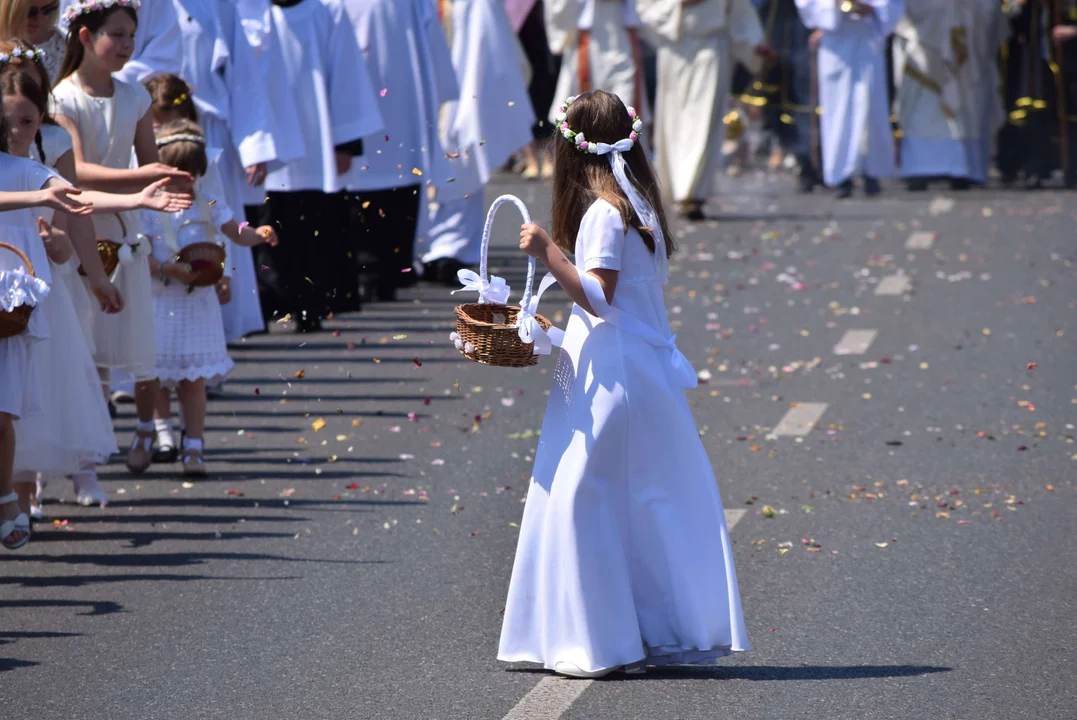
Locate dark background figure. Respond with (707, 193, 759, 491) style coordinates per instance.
(998, 0, 1059, 188)
(515, 0, 561, 176)
(743, 0, 820, 192)
(1052, 0, 1077, 186)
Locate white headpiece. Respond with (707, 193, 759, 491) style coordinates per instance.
(63, 0, 141, 25)
(555, 94, 669, 284)
(0, 46, 46, 66)
(155, 134, 206, 148)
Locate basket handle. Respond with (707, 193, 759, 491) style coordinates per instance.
(480, 194, 535, 307)
(0, 242, 34, 277)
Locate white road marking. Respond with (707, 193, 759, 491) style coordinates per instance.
(500, 510, 749, 720)
(773, 402, 829, 437)
(833, 329, 878, 356)
(905, 231, 935, 250)
(502, 677, 594, 720)
(929, 196, 955, 216)
(875, 274, 911, 296)
(724, 508, 747, 530)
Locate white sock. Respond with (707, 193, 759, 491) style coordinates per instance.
(182, 437, 203, 452)
(136, 420, 153, 433)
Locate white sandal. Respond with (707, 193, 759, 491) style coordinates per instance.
(1, 491, 30, 550)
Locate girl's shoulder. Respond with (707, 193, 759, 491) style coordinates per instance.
(579, 198, 625, 237)
(0, 153, 56, 192)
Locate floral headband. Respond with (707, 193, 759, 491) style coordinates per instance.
(63, 0, 141, 25)
(155, 133, 205, 147)
(0, 46, 46, 66)
(554, 94, 643, 155)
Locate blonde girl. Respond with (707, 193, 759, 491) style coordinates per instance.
(50, 0, 193, 475)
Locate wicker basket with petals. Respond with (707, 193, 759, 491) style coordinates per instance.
(0, 242, 37, 339)
(177, 241, 226, 287)
(452, 195, 551, 368)
(77, 214, 126, 278)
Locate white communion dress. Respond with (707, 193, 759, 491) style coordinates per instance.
(497, 199, 749, 672)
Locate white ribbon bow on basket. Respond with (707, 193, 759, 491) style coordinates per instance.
(452, 268, 510, 305)
(515, 272, 564, 355)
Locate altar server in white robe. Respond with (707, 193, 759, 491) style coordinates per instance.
(545, 0, 645, 123)
(419, 0, 536, 283)
(256, 0, 383, 332)
(795, 0, 903, 197)
(894, 0, 1006, 191)
(172, 0, 283, 340)
(342, 0, 457, 302)
(59, 0, 183, 82)
(639, 0, 767, 220)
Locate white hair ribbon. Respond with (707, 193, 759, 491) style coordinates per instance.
(608, 151, 669, 285)
(453, 268, 511, 305)
(515, 272, 564, 355)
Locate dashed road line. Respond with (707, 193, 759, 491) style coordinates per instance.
(772, 402, 829, 437)
(875, 274, 911, 296)
(834, 329, 878, 356)
(905, 231, 935, 250)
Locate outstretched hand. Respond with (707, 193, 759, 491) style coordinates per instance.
(140, 178, 194, 213)
(41, 185, 93, 216)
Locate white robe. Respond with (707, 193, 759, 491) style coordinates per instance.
(343, 0, 458, 193)
(796, 0, 903, 185)
(263, 0, 383, 194)
(546, 0, 643, 121)
(175, 0, 283, 340)
(421, 0, 535, 265)
(894, 0, 1006, 182)
(640, 0, 763, 202)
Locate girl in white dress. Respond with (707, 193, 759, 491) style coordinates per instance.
(50, 0, 195, 475)
(142, 119, 276, 476)
(0, 80, 97, 546)
(0, 45, 190, 514)
(498, 90, 749, 677)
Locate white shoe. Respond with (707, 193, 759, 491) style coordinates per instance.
(72, 474, 109, 507)
(552, 662, 615, 679)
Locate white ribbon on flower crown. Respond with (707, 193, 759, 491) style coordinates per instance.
(608, 151, 670, 285)
(514, 272, 565, 355)
(453, 268, 511, 305)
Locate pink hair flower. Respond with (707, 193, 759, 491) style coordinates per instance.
(629, 131, 638, 142)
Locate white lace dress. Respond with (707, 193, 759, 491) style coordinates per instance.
(143, 183, 234, 387)
(498, 199, 749, 672)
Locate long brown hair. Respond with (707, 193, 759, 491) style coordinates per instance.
(550, 90, 673, 258)
(145, 73, 198, 122)
(56, 5, 137, 83)
(0, 38, 52, 161)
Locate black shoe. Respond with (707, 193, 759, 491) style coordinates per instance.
(375, 285, 397, 302)
(949, 177, 972, 191)
(679, 200, 705, 221)
(1023, 174, 1043, 190)
(835, 179, 854, 199)
(863, 177, 882, 196)
(424, 258, 468, 286)
(906, 177, 929, 192)
(295, 314, 322, 333)
(1065, 170, 1077, 189)
(797, 173, 817, 194)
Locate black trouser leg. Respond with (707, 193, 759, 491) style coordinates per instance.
(347, 185, 421, 300)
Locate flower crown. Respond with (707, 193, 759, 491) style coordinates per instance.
(156, 133, 205, 148)
(0, 46, 46, 66)
(63, 0, 141, 26)
(555, 95, 644, 155)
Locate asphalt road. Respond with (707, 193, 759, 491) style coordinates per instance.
(2, 172, 1075, 720)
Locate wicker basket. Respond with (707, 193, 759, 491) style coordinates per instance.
(77, 214, 126, 278)
(453, 195, 552, 368)
(0, 242, 36, 339)
(177, 241, 226, 287)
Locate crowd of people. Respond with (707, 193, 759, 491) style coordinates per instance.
(0, 0, 1074, 554)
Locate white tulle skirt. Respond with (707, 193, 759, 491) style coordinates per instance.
(13, 260, 117, 474)
(90, 252, 156, 376)
(0, 268, 49, 419)
(152, 281, 234, 387)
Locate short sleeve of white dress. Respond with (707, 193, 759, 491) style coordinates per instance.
(127, 80, 153, 124)
(38, 124, 74, 168)
(576, 199, 626, 272)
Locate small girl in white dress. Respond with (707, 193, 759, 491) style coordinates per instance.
(0, 142, 95, 548)
(50, 0, 195, 476)
(142, 119, 276, 476)
(498, 90, 749, 677)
